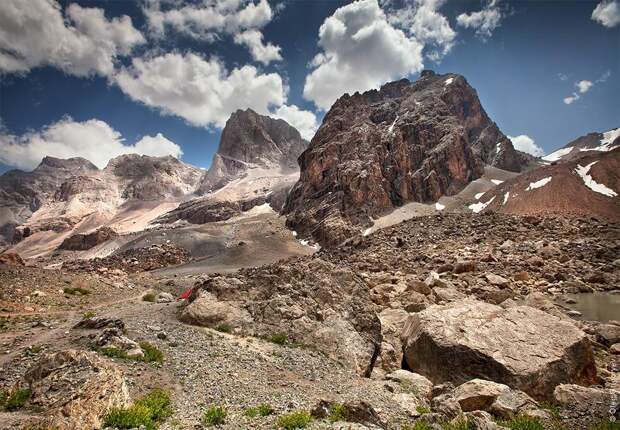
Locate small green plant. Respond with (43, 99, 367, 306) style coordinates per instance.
(26, 344, 43, 355)
(63, 287, 90, 296)
(400, 380, 419, 395)
(276, 410, 312, 429)
(214, 323, 232, 333)
(98, 346, 129, 360)
(265, 332, 289, 345)
(103, 389, 172, 430)
(82, 310, 96, 319)
(441, 418, 475, 430)
(588, 420, 620, 430)
(244, 403, 274, 418)
(495, 415, 544, 430)
(0, 388, 31, 411)
(416, 405, 431, 415)
(403, 422, 434, 430)
(202, 405, 227, 426)
(139, 341, 164, 364)
(142, 292, 156, 302)
(328, 403, 346, 423)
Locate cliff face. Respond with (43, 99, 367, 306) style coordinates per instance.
(197, 109, 308, 194)
(282, 71, 533, 246)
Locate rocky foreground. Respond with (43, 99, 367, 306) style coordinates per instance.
(0, 213, 618, 430)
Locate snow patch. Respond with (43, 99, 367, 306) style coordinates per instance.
(299, 239, 321, 251)
(388, 115, 399, 135)
(491, 179, 504, 185)
(574, 162, 617, 197)
(469, 196, 496, 214)
(542, 146, 573, 162)
(363, 227, 373, 236)
(445, 77, 454, 86)
(526, 176, 552, 191)
(292, 231, 297, 237)
(435, 202, 445, 211)
(579, 128, 620, 153)
(475, 192, 485, 200)
(502, 192, 510, 205)
(495, 142, 502, 153)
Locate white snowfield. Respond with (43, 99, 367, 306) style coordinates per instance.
(491, 179, 504, 185)
(475, 192, 485, 200)
(526, 176, 552, 191)
(542, 146, 573, 162)
(469, 196, 496, 213)
(435, 202, 445, 210)
(574, 162, 617, 197)
(445, 77, 454, 86)
(388, 115, 399, 134)
(502, 192, 510, 205)
(580, 128, 620, 153)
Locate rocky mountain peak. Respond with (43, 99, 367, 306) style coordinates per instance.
(35, 156, 98, 174)
(283, 72, 535, 246)
(197, 109, 308, 194)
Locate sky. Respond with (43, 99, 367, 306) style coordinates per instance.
(0, 0, 618, 174)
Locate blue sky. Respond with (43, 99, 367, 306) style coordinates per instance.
(0, 0, 618, 174)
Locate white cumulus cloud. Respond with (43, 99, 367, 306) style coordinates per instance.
(0, 117, 182, 170)
(592, 0, 620, 27)
(563, 94, 580, 105)
(508, 134, 544, 157)
(272, 105, 319, 141)
(234, 29, 282, 64)
(303, 0, 424, 111)
(114, 52, 286, 128)
(0, 0, 144, 76)
(456, 0, 504, 38)
(576, 80, 593, 93)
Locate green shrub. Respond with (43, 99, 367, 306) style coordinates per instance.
(403, 422, 434, 430)
(142, 293, 156, 302)
(496, 415, 544, 430)
(265, 332, 289, 345)
(244, 403, 274, 418)
(416, 405, 431, 415)
(328, 403, 346, 423)
(0, 388, 31, 411)
(202, 405, 227, 426)
(82, 310, 96, 319)
(63, 287, 90, 296)
(215, 323, 232, 333)
(276, 410, 312, 429)
(139, 341, 164, 364)
(441, 418, 475, 430)
(588, 421, 620, 430)
(98, 346, 129, 360)
(103, 389, 172, 430)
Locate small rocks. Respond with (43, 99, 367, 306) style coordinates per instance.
(454, 260, 476, 274)
(156, 292, 175, 303)
(485, 273, 509, 287)
(74, 317, 125, 330)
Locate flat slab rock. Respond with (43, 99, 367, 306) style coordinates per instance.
(401, 299, 597, 401)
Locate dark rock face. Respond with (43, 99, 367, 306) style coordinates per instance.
(58, 227, 118, 251)
(198, 109, 308, 194)
(282, 73, 533, 246)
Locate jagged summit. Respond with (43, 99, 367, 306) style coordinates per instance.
(283, 72, 535, 246)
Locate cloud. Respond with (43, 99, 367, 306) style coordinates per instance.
(0, 0, 144, 76)
(456, 0, 504, 38)
(234, 29, 282, 64)
(563, 94, 580, 105)
(557, 73, 568, 81)
(576, 80, 593, 93)
(272, 105, 319, 141)
(144, 0, 281, 62)
(0, 117, 182, 170)
(596, 70, 611, 83)
(508, 134, 544, 157)
(592, 0, 620, 28)
(386, 0, 456, 61)
(114, 51, 317, 134)
(303, 0, 424, 111)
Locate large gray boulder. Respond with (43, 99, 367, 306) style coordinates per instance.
(401, 300, 597, 400)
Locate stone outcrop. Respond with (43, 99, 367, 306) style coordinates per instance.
(21, 349, 128, 430)
(0, 251, 25, 266)
(179, 257, 382, 377)
(58, 227, 118, 251)
(401, 300, 597, 401)
(283, 71, 534, 246)
(197, 109, 308, 194)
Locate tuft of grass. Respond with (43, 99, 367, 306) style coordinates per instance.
(328, 403, 346, 423)
(496, 415, 544, 430)
(441, 418, 475, 430)
(98, 346, 129, 360)
(103, 389, 172, 430)
(0, 388, 31, 411)
(63, 287, 90, 296)
(403, 423, 434, 430)
(142, 292, 156, 302)
(265, 332, 289, 345)
(416, 405, 431, 415)
(400, 380, 420, 395)
(139, 341, 164, 364)
(276, 410, 312, 429)
(244, 403, 274, 418)
(588, 421, 620, 430)
(82, 310, 96, 319)
(214, 323, 232, 333)
(26, 344, 43, 355)
(202, 405, 227, 426)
